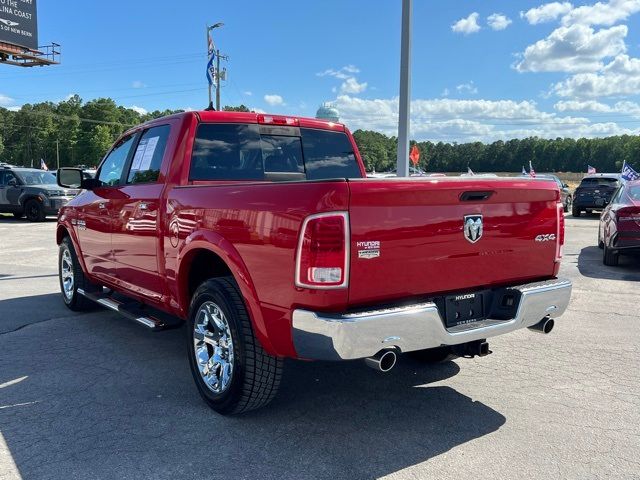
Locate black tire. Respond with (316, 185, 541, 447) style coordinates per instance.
(24, 199, 46, 222)
(187, 277, 282, 415)
(12, 211, 23, 219)
(603, 244, 619, 266)
(598, 227, 604, 249)
(571, 204, 581, 217)
(58, 236, 93, 311)
(407, 346, 455, 363)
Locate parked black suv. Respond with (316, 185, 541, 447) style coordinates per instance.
(0, 165, 78, 221)
(572, 174, 621, 217)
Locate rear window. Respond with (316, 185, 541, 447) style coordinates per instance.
(190, 123, 362, 181)
(627, 185, 640, 201)
(580, 177, 619, 187)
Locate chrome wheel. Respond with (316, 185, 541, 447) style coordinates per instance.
(60, 247, 75, 301)
(193, 301, 235, 394)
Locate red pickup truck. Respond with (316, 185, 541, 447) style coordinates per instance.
(56, 111, 572, 414)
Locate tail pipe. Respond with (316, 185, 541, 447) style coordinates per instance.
(364, 349, 398, 372)
(528, 317, 555, 334)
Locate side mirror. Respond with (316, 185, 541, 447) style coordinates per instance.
(7, 178, 17, 187)
(562, 183, 569, 188)
(57, 168, 86, 189)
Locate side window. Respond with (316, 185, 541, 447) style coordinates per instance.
(190, 124, 262, 181)
(127, 125, 170, 184)
(1, 172, 18, 186)
(98, 135, 136, 186)
(301, 128, 362, 180)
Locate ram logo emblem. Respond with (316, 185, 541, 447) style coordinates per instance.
(463, 215, 483, 243)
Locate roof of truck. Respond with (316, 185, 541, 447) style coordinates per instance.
(137, 110, 348, 134)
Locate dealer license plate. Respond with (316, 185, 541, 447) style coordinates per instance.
(444, 292, 487, 328)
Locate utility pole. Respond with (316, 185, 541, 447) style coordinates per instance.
(215, 48, 221, 111)
(396, 0, 413, 177)
(56, 140, 60, 170)
(207, 25, 213, 110)
(207, 22, 227, 111)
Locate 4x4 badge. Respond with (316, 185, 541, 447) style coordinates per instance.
(463, 215, 483, 243)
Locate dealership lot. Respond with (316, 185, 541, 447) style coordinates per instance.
(0, 215, 638, 480)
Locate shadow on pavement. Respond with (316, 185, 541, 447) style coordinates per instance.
(0, 292, 82, 334)
(578, 246, 640, 281)
(0, 293, 506, 480)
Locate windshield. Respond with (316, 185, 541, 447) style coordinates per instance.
(580, 177, 619, 187)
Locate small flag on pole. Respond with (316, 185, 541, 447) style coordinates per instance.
(40, 159, 48, 171)
(529, 161, 536, 178)
(522, 165, 527, 175)
(621, 161, 639, 181)
(206, 32, 215, 86)
(587, 165, 596, 174)
(409, 145, 420, 166)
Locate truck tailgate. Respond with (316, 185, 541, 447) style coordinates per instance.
(347, 178, 561, 306)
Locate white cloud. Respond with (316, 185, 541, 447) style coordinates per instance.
(456, 81, 478, 95)
(442, 88, 450, 97)
(318, 65, 367, 96)
(340, 77, 367, 94)
(129, 105, 148, 115)
(332, 94, 637, 142)
(554, 100, 612, 112)
(554, 99, 640, 117)
(131, 80, 147, 89)
(317, 65, 360, 80)
(561, 0, 640, 26)
(452, 12, 481, 35)
(0, 94, 15, 107)
(264, 94, 284, 106)
(521, 2, 574, 24)
(487, 13, 512, 31)
(243, 91, 253, 96)
(552, 53, 640, 97)
(515, 24, 627, 72)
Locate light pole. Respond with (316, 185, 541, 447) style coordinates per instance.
(207, 22, 224, 110)
(396, 0, 412, 177)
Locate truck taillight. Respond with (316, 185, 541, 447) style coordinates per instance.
(295, 212, 349, 289)
(257, 114, 299, 126)
(556, 202, 565, 261)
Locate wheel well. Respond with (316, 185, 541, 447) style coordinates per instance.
(56, 225, 70, 245)
(184, 249, 233, 301)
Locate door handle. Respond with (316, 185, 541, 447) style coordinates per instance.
(98, 202, 107, 209)
(139, 202, 149, 210)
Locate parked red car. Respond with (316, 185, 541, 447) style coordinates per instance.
(599, 180, 640, 266)
(56, 110, 572, 414)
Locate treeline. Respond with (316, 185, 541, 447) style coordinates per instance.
(0, 95, 184, 167)
(353, 130, 640, 173)
(1, 96, 638, 173)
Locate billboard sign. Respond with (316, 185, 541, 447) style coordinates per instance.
(0, 0, 38, 50)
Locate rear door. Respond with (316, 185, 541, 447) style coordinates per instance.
(347, 178, 561, 306)
(78, 134, 137, 283)
(110, 124, 172, 302)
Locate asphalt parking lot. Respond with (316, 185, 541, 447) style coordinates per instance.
(0, 214, 638, 480)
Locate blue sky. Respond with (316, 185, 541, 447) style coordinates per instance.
(1, 0, 640, 142)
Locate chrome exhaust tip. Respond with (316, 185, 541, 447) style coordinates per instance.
(364, 349, 397, 372)
(528, 317, 555, 334)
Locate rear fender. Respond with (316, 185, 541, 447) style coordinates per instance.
(178, 229, 277, 356)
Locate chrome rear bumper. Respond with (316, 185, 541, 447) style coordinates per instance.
(292, 278, 572, 361)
